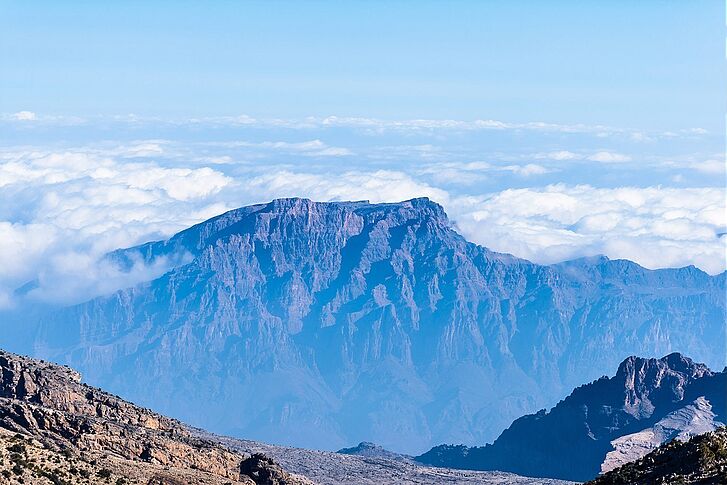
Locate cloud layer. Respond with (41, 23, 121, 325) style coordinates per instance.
(0, 117, 724, 308)
(451, 185, 724, 273)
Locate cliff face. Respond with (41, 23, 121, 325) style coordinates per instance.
(30, 198, 726, 453)
(417, 353, 726, 482)
(0, 349, 309, 485)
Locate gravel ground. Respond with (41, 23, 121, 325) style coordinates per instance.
(200, 431, 577, 485)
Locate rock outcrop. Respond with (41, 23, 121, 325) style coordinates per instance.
(0, 349, 309, 485)
(601, 395, 722, 473)
(587, 426, 727, 485)
(337, 441, 408, 460)
(416, 353, 726, 481)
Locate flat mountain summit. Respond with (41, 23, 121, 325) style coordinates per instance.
(25, 197, 726, 453)
(417, 353, 726, 481)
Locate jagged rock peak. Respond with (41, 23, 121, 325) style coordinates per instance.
(614, 353, 713, 417)
(616, 353, 712, 383)
(416, 353, 725, 481)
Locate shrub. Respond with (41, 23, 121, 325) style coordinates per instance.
(7, 442, 25, 453)
(97, 467, 112, 478)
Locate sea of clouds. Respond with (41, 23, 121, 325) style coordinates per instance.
(0, 113, 724, 308)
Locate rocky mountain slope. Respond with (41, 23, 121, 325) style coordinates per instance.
(417, 353, 726, 482)
(0, 349, 310, 485)
(586, 426, 727, 485)
(25, 197, 726, 453)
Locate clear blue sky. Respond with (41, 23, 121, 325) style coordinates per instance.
(1, 1, 724, 131)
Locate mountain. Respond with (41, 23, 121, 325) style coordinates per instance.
(416, 353, 726, 481)
(0, 349, 310, 485)
(24, 197, 726, 454)
(586, 426, 727, 485)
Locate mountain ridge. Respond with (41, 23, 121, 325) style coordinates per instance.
(22, 198, 726, 454)
(416, 352, 726, 481)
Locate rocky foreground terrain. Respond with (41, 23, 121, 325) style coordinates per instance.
(587, 426, 727, 485)
(0, 349, 312, 484)
(0, 348, 576, 485)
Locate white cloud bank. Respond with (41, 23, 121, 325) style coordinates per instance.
(211, 169, 725, 274)
(535, 150, 633, 163)
(1, 112, 712, 143)
(12, 111, 37, 121)
(0, 145, 724, 309)
(451, 185, 725, 274)
(0, 148, 234, 307)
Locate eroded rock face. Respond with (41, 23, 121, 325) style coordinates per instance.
(417, 353, 726, 482)
(28, 198, 726, 453)
(0, 349, 308, 485)
(616, 353, 712, 419)
(0, 351, 177, 434)
(240, 454, 295, 485)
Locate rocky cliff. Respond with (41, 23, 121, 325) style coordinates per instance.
(26, 197, 726, 453)
(0, 349, 309, 485)
(417, 353, 726, 481)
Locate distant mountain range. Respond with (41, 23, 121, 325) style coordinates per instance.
(417, 353, 726, 481)
(17, 197, 726, 454)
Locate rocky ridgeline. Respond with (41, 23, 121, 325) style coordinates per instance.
(417, 353, 726, 482)
(0, 349, 310, 485)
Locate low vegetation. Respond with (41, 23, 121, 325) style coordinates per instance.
(587, 427, 727, 485)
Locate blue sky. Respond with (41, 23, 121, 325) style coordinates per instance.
(1, 1, 724, 130)
(0, 2, 725, 307)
